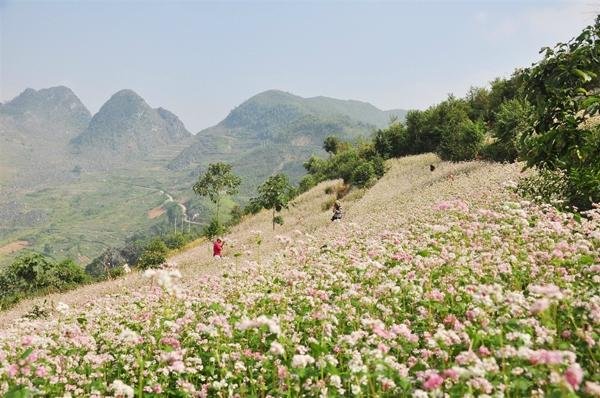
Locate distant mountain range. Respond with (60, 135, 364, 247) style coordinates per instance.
(1, 85, 407, 192)
(168, 89, 406, 188)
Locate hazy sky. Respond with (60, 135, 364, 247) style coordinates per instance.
(0, 0, 597, 132)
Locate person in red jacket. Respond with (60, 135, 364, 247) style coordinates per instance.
(213, 238, 224, 258)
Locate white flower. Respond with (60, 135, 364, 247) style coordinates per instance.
(270, 341, 285, 356)
(118, 328, 141, 345)
(330, 375, 342, 388)
(292, 354, 315, 368)
(56, 302, 70, 314)
(143, 269, 156, 278)
(110, 380, 134, 398)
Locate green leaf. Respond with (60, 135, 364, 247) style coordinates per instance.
(573, 68, 592, 82)
(19, 347, 34, 360)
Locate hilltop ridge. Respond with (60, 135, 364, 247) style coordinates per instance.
(71, 89, 192, 158)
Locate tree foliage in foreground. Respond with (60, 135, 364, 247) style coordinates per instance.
(522, 16, 600, 210)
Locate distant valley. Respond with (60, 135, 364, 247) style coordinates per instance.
(0, 86, 406, 266)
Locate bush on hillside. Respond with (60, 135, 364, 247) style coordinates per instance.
(520, 16, 600, 210)
(516, 168, 569, 208)
(203, 218, 226, 239)
(482, 98, 533, 162)
(137, 239, 169, 269)
(437, 119, 485, 161)
(0, 253, 89, 309)
(351, 162, 376, 188)
(85, 247, 127, 277)
(163, 232, 189, 250)
(373, 122, 411, 159)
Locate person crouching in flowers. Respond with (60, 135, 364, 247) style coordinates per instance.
(331, 201, 342, 222)
(213, 238, 225, 259)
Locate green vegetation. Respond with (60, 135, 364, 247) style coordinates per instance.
(137, 238, 169, 269)
(521, 16, 600, 210)
(193, 162, 242, 226)
(251, 174, 296, 230)
(0, 252, 89, 310)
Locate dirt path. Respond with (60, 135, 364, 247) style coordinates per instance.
(0, 240, 29, 256)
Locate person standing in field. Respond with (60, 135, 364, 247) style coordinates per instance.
(213, 238, 225, 258)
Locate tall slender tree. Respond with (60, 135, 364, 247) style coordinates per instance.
(193, 162, 241, 226)
(254, 174, 295, 230)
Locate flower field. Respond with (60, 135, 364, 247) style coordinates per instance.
(0, 155, 598, 397)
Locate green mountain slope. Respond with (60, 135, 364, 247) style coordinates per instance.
(169, 90, 406, 190)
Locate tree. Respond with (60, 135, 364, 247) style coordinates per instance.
(522, 16, 600, 209)
(254, 174, 295, 230)
(485, 98, 533, 162)
(137, 239, 169, 269)
(193, 162, 241, 225)
(373, 122, 410, 159)
(437, 119, 485, 162)
(323, 136, 341, 154)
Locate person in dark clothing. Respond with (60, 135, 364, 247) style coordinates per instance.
(331, 202, 342, 221)
(430, 164, 436, 172)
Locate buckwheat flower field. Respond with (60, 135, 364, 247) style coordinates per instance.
(0, 155, 598, 397)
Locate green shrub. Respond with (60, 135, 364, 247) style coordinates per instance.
(163, 232, 188, 249)
(244, 198, 264, 215)
(483, 99, 533, 162)
(54, 259, 89, 286)
(137, 239, 169, 269)
(373, 122, 410, 159)
(516, 169, 569, 208)
(85, 247, 126, 277)
(437, 119, 485, 161)
(351, 162, 376, 188)
(228, 205, 244, 226)
(0, 253, 89, 310)
(203, 218, 226, 239)
(297, 175, 317, 194)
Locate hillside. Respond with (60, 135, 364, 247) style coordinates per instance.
(1, 154, 597, 396)
(169, 90, 407, 190)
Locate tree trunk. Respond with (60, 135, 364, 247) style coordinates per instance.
(216, 196, 221, 226)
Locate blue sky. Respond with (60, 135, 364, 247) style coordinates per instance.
(0, 0, 596, 131)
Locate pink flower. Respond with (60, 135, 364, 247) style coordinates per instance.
(443, 368, 459, 381)
(585, 381, 600, 396)
(7, 364, 19, 378)
(529, 350, 564, 365)
(478, 346, 491, 357)
(21, 335, 34, 347)
(277, 365, 288, 380)
(564, 363, 583, 390)
(423, 373, 444, 390)
(35, 365, 48, 378)
(530, 298, 551, 314)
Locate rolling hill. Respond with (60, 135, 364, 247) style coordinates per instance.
(169, 90, 407, 190)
